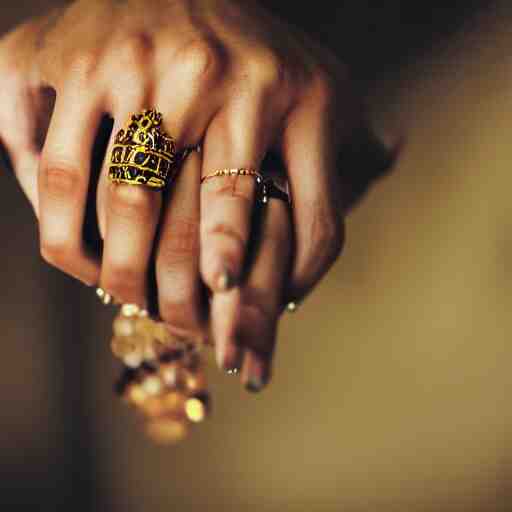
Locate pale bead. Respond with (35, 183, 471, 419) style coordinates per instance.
(113, 316, 137, 337)
(185, 396, 208, 423)
(141, 375, 163, 396)
(159, 363, 180, 388)
(126, 384, 147, 406)
(135, 316, 156, 337)
(121, 304, 141, 317)
(123, 352, 144, 368)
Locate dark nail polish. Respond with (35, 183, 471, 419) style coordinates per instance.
(245, 375, 266, 393)
(217, 268, 236, 292)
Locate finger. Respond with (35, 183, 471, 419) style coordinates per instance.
(96, 36, 223, 236)
(200, 91, 277, 293)
(0, 86, 46, 215)
(38, 90, 103, 285)
(281, 74, 348, 303)
(156, 150, 205, 340)
(99, 107, 163, 306)
(211, 197, 291, 389)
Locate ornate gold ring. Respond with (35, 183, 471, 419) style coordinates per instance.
(108, 109, 177, 191)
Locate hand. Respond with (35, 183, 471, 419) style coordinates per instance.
(0, 0, 398, 390)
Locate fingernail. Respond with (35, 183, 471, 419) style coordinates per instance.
(245, 374, 266, 393)
(245, 360, 269, 393)
(217, 341, 243, 374)
(217, 268, 236, 292)
(225, 346, 243, 375)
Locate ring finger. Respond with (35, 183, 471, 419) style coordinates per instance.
(98, 105, 165, 306)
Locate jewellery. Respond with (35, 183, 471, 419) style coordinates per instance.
(108, 109, 177, 191)
(259, 178, 290, 205)
(201, 168, 263, 184)
(96, 287, 114, 305)
(286, 301, 298, 313)
(200, 168, 290, 206)
(111, 303, 211, 444)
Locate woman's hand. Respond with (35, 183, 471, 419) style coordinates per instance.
(0, 0, 397, 389)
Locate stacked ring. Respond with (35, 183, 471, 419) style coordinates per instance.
(200, 168, 263, 184)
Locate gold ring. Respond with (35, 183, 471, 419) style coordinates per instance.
(96, 287, 114, 305)
(200, 168, 263, 184)
(108, 109, 177, 191)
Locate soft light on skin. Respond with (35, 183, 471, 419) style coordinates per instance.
(185, 398, 206, 423)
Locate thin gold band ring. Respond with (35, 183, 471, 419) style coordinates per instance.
(200, 168, 263, 184)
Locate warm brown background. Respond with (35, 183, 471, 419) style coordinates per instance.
(0, 1, 510, 511)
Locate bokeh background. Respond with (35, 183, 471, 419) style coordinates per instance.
(0, 1, 510, 511)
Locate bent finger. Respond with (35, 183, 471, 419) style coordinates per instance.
(38, 90, 103, 285)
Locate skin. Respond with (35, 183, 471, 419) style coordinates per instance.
(0, 0, 396, 391)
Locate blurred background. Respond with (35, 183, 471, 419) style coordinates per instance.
(0, 1, 510, 511)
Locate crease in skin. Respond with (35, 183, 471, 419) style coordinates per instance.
(158, 217, 200, 263)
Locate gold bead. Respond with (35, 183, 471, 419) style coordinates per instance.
(96, 288, 113, 305)
(111, 335, 142, 359)
(152, 322, 174, 345)
(160, 391, 186, 416)
(121, 304, 141, 317)
(123, 352, 144, 368)
(185, 397, 207, 423)
(159, 362, 180, 388)
(184, 371, 207, 393)
(286, 302, 298, 313)
(138, 396, 165, 417)
(142, 340, 157, 361)
(135, 316, 156, 337)
(146, 417, 188, 444)
(126, 384, 147, 406)
(141, 374, 163, 396)
(113, 316, 137, 337)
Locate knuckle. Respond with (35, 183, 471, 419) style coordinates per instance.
(312, 69, 338, 107)
(175, 38, 223, 84)
(69, 48, 103, 82)
(312, 209, 345, 266)
(243, 299, 275, 326)
(103, 266, 141, 300)
(158, 217, 199, 266)
(159, 292, 201, 332)
(108, 184, 157, 220)
(248, 51, 289, 92)
(203, 221, 247, 252)
(40, 166, 85, 199)
(116, 33, 153, 68)
(40, 238, 75, 270)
